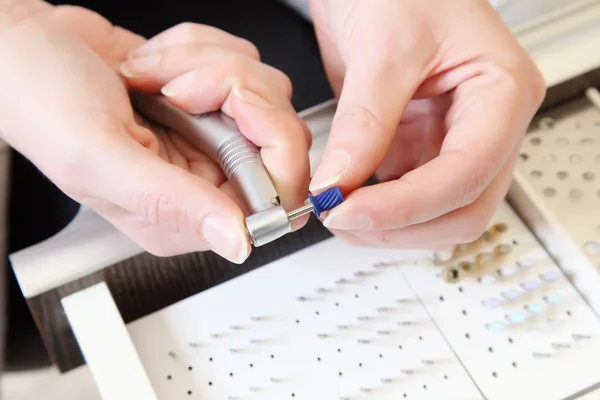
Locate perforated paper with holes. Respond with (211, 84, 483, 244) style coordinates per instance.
(125, 203, 600, 400)
(403, 204, 600, 400)
(127, 245, 481, 400)
(510, 90, 600, 313)
(520, 96, 600, 253)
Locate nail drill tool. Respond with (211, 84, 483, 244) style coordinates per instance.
(131, 92, 344, 246)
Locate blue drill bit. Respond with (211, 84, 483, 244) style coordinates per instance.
(287, 186, 345, 221)
(309, 186, 345, 218)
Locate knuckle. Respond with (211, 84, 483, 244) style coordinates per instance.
(272, 69, 293, 98)
(137, 191, 180, 231)
(395, 177, 422, 226)
(527, 63, 547, 110)
(301, 120, 313, 149)
(405, 209, 423, 226)
(174, 22, 200, 41)
(184, 42, 206, 58)
(237, 38, 261, 60)
(218, 56, 258, 87)
(53, 6, 107, 24)
(223, 54, 251, 75)
(339, 104, 384, 136)
(456, 164, 491, 208)
(496, 60, 546, 113)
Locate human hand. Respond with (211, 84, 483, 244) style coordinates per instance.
(0, 5, 309, 262)
(308, 0, 545, 249)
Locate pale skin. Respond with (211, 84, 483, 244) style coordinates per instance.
(0, 0, 545, 263)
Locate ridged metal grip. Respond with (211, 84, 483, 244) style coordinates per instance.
(218, 136, 262, 178)
(131, 93, 279, 214)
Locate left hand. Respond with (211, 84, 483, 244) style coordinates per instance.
(308, 0, 546, 249)
(0, 7, 309, 263)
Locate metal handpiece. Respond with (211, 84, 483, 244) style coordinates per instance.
(131, 93, 279, 214)
(246, 187, 345, 246)
(287, 204, 314, 221)
(131, 92, 344, 248)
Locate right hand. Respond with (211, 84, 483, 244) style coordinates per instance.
(0, 5, 310, 263)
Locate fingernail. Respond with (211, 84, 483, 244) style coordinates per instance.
(202, 215, 249, 264)
(323, 212, 371, 230)
(161, 72, 196, 97)
(120, 54, 161, 77)
(127, 44, 155, 60)
(309, 150, 350, 192)
(233, 87, 274, 108)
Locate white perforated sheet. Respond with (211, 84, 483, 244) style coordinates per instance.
(127, 247, 481, 400)
(403, 205, 600, 400)
(510, 89, 600, 314)
(122, 202, 600, 400)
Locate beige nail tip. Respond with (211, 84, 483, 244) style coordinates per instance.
(309, 174, 344, 193)
(232, 87, 275, 108)
(119, 63, 135, 78)
(309, 150, 350, 193)
(233, 239, 251, 264)
(322, 215, 335, 228)
(160, 86, 178, 97)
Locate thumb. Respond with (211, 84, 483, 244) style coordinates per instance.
(79, 135, 250, 263)
(310, 39, 431, 193)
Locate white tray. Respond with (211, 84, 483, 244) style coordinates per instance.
(63, 202, 600, 399)
(509, 89, 600, 314)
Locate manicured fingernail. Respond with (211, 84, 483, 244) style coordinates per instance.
(233, 87, 274, 108)
(161, 72, 196, 97)
(323, 212, 371, 230)
(127, 44, 155, 60)
(309, 150, 350, 192)
(202, 215, 249, 264)
(120, 54, 161, 77)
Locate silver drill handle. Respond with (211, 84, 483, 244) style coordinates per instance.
(131, 92, 280, 214)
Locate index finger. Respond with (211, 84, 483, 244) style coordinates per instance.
(323, 64, 544, 231)
(157, 63, 311, 227)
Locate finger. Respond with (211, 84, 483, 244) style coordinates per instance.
(128, 22, 259, 60)
(93, 175, 255, 257)
(95, 205, 209, 257)
(122, 45, 292, 99)
(124, 51, 293, 109)
(323, 66, 534, 231)
(134, 111, 227, 185)
(122, 44, 285, 96)
(308, 24, 436, 193)
(80, 130, 251, 263)
(124, 49, 309, 148)
(122, 44, 232, 90)
(169, 133, 226, 186)
(228, 90, 311, 229)
(158, 65, 310, 228)
(352, 149, 518, 249)
(376, 99, 447, 182)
